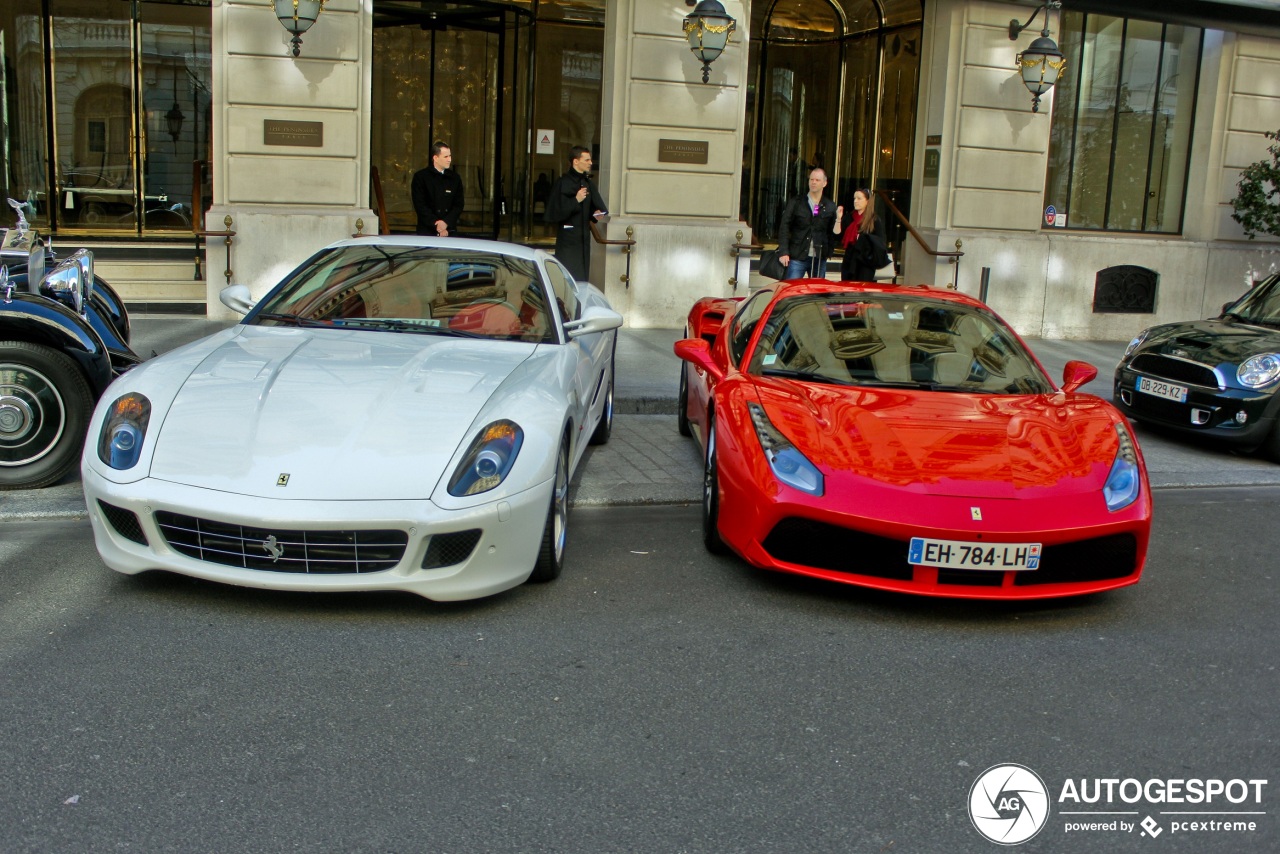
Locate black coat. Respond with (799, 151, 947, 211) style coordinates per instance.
(778, 193, 838, 261)
(544, 169, 607, 281)
(411, 167, 464, 235)
(839, 213, 889, 281)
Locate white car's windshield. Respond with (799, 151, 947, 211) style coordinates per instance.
(251, 245, 556, 344)
(746, 292, 1053, 394)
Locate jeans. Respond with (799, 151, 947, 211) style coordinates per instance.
(785, 256, 827, 279)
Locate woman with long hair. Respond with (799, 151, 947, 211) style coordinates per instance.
(833, 188, 888, 281)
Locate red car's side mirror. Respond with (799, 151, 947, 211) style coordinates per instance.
(674, 338, 725, 382)
(1061, 359, 1098, 394)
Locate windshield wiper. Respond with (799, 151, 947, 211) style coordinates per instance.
(855, 379, 945, 391)
(257, 312, 331, 328)
(760, 367, 856, 385)
(337, 318, 484, 338)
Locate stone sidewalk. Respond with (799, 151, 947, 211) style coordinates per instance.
(3, 320, 1280, 522)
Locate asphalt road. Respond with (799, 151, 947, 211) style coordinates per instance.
(1, 493, 1276, 853)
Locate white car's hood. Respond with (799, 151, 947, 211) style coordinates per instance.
(148, 326, 535, 500)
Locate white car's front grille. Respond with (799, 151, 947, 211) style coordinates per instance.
(154, 511, 408, 574)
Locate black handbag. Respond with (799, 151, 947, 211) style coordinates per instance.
(759, 248, 786, 280)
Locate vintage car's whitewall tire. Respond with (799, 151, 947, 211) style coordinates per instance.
(701, 412, 728, 554)
(0, 341, 93, 490)
(529, 437, 570, 582)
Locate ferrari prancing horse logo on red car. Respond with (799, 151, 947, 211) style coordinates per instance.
(971, 507, 983, 521)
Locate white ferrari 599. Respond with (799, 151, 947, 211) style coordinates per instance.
(82, 237, 623, 601)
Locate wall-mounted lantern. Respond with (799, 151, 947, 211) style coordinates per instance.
(165, 102, 186, 145)
(683, 0, 737, 84)
(275, 0, 325, 58)
(1009, 1, 1066, 113)
(166, 61, 185, 148)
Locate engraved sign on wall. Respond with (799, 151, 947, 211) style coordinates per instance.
(264, 120, 324, 148)
(658, 139, 709, 165)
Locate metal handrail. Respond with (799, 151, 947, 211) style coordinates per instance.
(730, 227, 763, 290)
(191, 160, 205, 280)
(875, 189, 964, 284)
(589, 221, 635, 286)
(192, 214, 236, 286)
(371, 166, 390, 235)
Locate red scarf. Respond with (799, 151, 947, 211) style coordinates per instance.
(841, 210, 863, 249)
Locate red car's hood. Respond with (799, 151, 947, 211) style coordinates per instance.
(753, 381, 1122, 498)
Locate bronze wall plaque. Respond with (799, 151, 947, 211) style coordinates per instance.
(264, 119, 324, 148)
(658, 139, 709, 165)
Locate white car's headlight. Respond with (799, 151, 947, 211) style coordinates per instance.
(1237, 353, 1280, 389)
(448, 420, 524, 497)
(748, 402, 823, 496)
(1103, 421, 1140, 512)
(1122, 330, 1149, 358)
(98, 393, 151, 470)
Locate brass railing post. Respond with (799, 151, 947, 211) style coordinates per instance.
(589, 221, 637, 287)
(730, 227, 764, 290)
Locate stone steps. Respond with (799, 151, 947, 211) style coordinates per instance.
(72, 239, 208, 311)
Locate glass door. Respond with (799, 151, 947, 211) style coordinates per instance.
(51, 0, 136, 232)
(48, 0, 209, 234)
(372, 6, 514, 237)
(139, 2, 211, 232)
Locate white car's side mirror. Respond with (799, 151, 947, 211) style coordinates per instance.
(564, 305, 624, 339)
(219, 283, 255, 315)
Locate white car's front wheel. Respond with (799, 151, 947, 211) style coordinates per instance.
(529, 437, 569, 582)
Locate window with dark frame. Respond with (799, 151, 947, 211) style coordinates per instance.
(1043, 11, 1203, 234)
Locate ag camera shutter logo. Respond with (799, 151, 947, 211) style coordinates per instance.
(969, 763, 1051, 845)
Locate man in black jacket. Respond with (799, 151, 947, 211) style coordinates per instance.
(544, 146, 608, 281)
(777, 167, 838, 279)
(411, 141, 464, 236)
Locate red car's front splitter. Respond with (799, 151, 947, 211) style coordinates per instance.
(718, 474, 1150, 601)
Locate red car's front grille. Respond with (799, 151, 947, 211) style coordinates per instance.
(763, 518, 1138, 587)
(1013, 534, 1138, 585)
(762, 518, 914, 580)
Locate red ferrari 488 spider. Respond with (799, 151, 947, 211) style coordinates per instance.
(675, 279, 1151, 599)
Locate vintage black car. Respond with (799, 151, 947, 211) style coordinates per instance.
(1113, 271, 1280, 462)
(1, 204, 141, 489)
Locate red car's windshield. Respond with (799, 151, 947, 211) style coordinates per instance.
(745, 293, 1053, 394)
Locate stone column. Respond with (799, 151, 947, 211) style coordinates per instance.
(595, 1, 751, 328)
(908, 0, 1060, 333)
(206, 0, 376, 319)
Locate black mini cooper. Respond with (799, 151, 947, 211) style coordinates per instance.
(1113, 271, 1280, 461)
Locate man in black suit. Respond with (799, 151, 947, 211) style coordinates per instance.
(411, 141, 464, 236)
(544, 146, 608, 281)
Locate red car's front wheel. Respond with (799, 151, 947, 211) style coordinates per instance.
(702, 413, 728, 554)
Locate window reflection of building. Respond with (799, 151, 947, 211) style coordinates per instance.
(0, 0, 209, 233)
(745, 0, 923, 245)
(1044, 11, 1201, 234)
